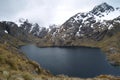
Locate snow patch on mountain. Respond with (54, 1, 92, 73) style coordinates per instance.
(4, 30, 8, 34)
(100, 10, 120, 20)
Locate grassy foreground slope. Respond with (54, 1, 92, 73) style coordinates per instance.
(0, 34, 53, 80)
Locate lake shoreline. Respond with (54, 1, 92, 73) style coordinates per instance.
(20, 44, 120, 78)
(37, 45, 99, 49)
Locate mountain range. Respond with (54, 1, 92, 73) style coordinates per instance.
(0, 2, 120, 67)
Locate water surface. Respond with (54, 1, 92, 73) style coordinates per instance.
(21, 45, 120, 78)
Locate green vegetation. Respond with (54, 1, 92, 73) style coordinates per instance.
(0, 33, 53, 79)
(96, 32, 120, 66)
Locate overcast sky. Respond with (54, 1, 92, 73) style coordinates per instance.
(0, 0, 120, 27)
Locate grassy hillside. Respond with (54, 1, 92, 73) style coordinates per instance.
(0, 33, 53, 79)
(97, 32, 120, 66)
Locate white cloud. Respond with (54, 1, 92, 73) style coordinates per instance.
(0, 0, 120, 27)
(13, 0, 97, 27)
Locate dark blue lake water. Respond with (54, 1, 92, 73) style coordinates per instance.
(21, 45, 120, 78)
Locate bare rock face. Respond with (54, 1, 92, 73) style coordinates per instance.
(0, 21, 18, 36)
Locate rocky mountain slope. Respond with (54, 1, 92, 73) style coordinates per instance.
(52, 2, 120, 42)
(12, 2, 120, 43)
(31, 3, 120, 45)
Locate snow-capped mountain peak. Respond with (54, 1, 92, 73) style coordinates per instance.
(62, 2, 120, 28)
(90, 2, 114, 16)
(58, 2, 120, 41)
